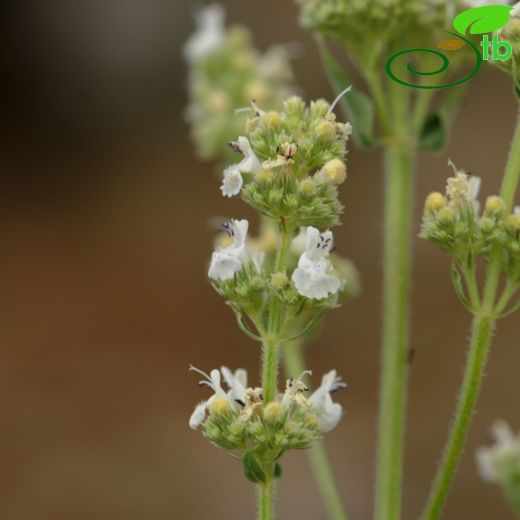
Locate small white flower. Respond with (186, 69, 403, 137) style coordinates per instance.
(220, 137, 261, 197)
(208, 219, 249, 281)
(183, 4, 225, 63)
(308, 370, 347, 432)
(281, 371, 312, 409)
(476, 420, 520, 482)
(464, 0, 511, 6)
(446, 159, 481, 213)
(188, 365, 230, 430)
(221, 366, 248, 402)
(221, 165, 243, 197)
(514, 206, 520, 215)
(291, 227, 342, 299)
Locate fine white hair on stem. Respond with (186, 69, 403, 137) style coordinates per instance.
(328, 85, 352, 115)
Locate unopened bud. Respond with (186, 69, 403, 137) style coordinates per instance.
(263, 111, 282, 128)
(299, 178, 318, 196)
(425, 192, 446, 212)
(319, 159, 347, 185)
(317, 120, 337, 141)
(271, 272, 289, 289)
(485, 196, 506, 216)
(210, 397, 230, 416)
(264, 402, 284, 423)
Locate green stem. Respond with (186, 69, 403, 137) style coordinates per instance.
(258, 225, 293, 520)
(419, 316, 495, 520)
(283, 341, 349, 520)
(374, 83, 414, 520)
(262, 226, 293, 404)
(419, 109, 520, 520)
(258, 481, 274, 520)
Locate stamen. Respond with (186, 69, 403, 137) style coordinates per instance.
(298, 370, 312, 381)
(189, 364, 212, 381)
(235, 106, 252, 115)
(447, 159, 459, 175)
(328, 85, 352, 115)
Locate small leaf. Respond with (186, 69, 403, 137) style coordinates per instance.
(418, 86, 466, 152)
(453, 5, 512, 35)
(437, 39, 465, 51)
(318, 38, 375, 148)
(242, 452, 266, 484)
(274, 463, 282, 479)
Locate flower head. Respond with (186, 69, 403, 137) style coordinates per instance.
(188, 365, 230, 429)
(183, 4, 225, 63)
(308, 370, 347, 432)
(446, 160, 481, 213)
(208, 219, 249, 281)
(291, 226, 342, 299)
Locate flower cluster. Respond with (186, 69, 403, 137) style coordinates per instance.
(189, 366, 346, 482)
(476, 421, 520, 513)
(223, 96, 350, 228)
(184, 4, 295, 161)
(420, 161, 520, 315)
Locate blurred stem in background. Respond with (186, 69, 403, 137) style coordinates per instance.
(283, 340, 349, 520)
(375, 81, 414, 520)
(420, 108, 520, 520)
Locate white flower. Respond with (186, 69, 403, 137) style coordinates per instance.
(308, 370, 347, 432)
(221, 366, 248, 402)
(221, 165, 243, 197)
(476, 420, 520, 482)
(291, 227, 342, 299)
(188, 365, 230, 429)
(220, 137, 261, 197)
(208, 219, 249, 281)
(281, 371, 312, 409)
(183, 4, 225, 63)
(446, 159, 481, 213)
(514, 206, 520, 215)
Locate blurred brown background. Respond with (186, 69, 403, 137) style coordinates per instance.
(0, 1, 518, 519)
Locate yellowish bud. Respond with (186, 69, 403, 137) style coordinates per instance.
(485, 196, 506, 216)
(271, 272, 289, 289)
(256, 168, 274, 183)
(317, 120, 337, 141)
(437, 206, 456, 224)
(263, 402, 284, 423)
(321, 159, 347, 185)
(263, 111, 282, 128)
(505, 214, 520, 233)
(299, 178, 318, 196)
(207, 91, 230, 113)
(479, 216, 494, 232)
(209, 397, 230, 416)
(425, 192, 446, 212)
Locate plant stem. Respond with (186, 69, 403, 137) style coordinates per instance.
(374, 82, 414, 520)
(262, 226, 293, 404)
(419, 316, 495, 520)
(258, 225, 293, 520)
(258, 481, 274, 520)
(419, 109, 520, 520)
(283, 340, 349, 520)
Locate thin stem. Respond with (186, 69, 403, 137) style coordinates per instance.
(283, 340, 349, 520)
(419, 109, 520, 520)
(258, 481, 274, 520)
(262, 226, 293, 404)
(375, 82, 414, 520)
(419, 316, 495, 520)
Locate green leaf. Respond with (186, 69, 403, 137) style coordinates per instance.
(418, 87, 466, 152)
(274, 463, 282, 479)
(242, 452, 266, 484)
(318, 39, 375, 148)
(453, 6, 512, 35)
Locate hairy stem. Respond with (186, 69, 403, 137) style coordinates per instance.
(374, 82, 414, 520)
(258, 225, 293, 520)
(419, 316, 495, 520)
(419, 108, 520, 520)
(258, 480, 274, 520)
(283, 341, 349, 520)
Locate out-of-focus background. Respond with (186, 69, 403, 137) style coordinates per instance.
(1, 1, 518, 519)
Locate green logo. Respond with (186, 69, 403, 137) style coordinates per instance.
(385, 5, 513, 89)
